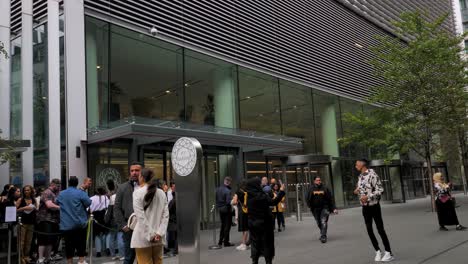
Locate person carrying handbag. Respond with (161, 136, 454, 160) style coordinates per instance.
(433, 172, 466, 231)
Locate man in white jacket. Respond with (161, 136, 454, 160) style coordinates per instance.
(131, 168, 169, 264)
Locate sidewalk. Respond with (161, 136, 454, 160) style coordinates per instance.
(72, 194, 468, 263)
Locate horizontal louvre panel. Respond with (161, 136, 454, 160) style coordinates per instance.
(10, 0, 63, 35)
(83, 0, 453, 101)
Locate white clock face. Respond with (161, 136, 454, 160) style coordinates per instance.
(171, 137, 198, 177)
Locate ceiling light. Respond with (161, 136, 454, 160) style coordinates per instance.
(42, 96, 47, 100)
(246, 96, 251, 99)
(184, 83, 189, 87)
(96, 65, 101, 69)
(166, 90, 171, 94)
(354, 43, 364, 48)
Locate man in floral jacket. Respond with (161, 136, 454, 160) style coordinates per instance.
(354, 159, 394, 262)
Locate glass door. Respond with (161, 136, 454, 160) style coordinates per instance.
(143, 151, 165, 180)
(201, 154, 221, 229)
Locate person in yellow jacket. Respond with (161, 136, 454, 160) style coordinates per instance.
(272, 184, 286, 232)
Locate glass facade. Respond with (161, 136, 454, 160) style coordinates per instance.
(84, 16, 388, 209)
(279, 80, 315, 153)
(10, 37, 22, 139)
(185, 50, 238, 128)
(238, 68, 281, 134)
(32, 24, 49, 188)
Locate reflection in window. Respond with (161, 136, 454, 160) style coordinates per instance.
(239, 67, 280, 134)
(313, 90, 340, 156)
(109, 26, 183, 122)
(85, 17, 109, 128)
(280, 80, 315, 153)
(10, 37, 22, 139)
(33, 24, 49, 188)
(339, 98, 366, 158)
(184, 50, 238, 128)
(87, 142, 130, 192)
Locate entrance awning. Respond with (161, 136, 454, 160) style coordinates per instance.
(87, 117, 303, 153)
(0, 140, 31, 153)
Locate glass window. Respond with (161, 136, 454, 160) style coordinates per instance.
(313, 90, 340, 156)
(238, 67, 281, 134)
(10, 37, 22, 139)
(279, 80, 315, 153)
(87, 142, 130, 191)
(184, 50, 238, 128)
(33, 24, 49, 188)
(85, 17, 109, 128)
(109, 25, 183, 122)
(339, 98, 366, 158)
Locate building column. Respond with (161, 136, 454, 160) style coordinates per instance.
(321, 104, 344, 207)
(22, 0, 34, 186)
(64, 0, 87, 183)
(0, 1, 11, 187)
(213, 67, 237, 128)
(48, 0, 61, 182)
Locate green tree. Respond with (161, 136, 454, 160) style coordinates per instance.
(0, 41, 7, 59)
(339, 11, 468, 210)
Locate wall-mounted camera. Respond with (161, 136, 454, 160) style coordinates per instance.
(150, 26, 158, 36)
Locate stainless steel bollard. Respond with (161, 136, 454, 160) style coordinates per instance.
(208, 205, 221, 250)
(89, 214, 94, 264)
(17, 217, 21, 264)
(296, 184, 302, 222)
(7, 223, 11, 264)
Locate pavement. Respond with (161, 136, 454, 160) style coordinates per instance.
(10, 194, 468, 263)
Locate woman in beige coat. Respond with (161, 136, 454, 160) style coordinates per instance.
(131, 169, 169, 264)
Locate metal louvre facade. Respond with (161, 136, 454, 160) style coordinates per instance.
(10, 0, 64, 34)
(81, 0, 454, 102)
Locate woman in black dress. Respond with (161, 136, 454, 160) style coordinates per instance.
(246, 177, 285, 264)
(433, 173, 466, 231)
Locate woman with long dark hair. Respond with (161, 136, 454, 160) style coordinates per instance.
(90, 186, 109, 257)
(131, 169, 169, 264)
(16, 185, 37, 264)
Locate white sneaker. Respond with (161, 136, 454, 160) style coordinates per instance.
(36, 258, 45, 264)
(381, 251, 394, 262)
(119, 257, 125, 261)
(236, 243, 247, 251)
(374, 250, 382, 262)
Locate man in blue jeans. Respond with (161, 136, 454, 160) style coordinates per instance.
(114, 162, 142, 264)
(57, 176, 92, 264)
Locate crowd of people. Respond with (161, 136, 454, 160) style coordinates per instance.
(0, 162, 177, 264)
(0, 157, 466, 264)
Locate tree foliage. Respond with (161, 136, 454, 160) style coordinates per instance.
(339, 11, 468, 207)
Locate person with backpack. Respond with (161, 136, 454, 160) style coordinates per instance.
(90, 187, 109, 258)
(233, 180, 249, 251)
(105, 180, 125, 260)
(354, 158, 394, 262)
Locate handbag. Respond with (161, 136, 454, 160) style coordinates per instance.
(439, 194, 451, 203)
(127, 212, 137, 230)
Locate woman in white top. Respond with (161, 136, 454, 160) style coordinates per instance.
(131, 169, 169, 264)
(90, 187, 109, 257)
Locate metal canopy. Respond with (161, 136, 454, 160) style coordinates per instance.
(87, 117, 303, 153)
(0, 140, 31, 153)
